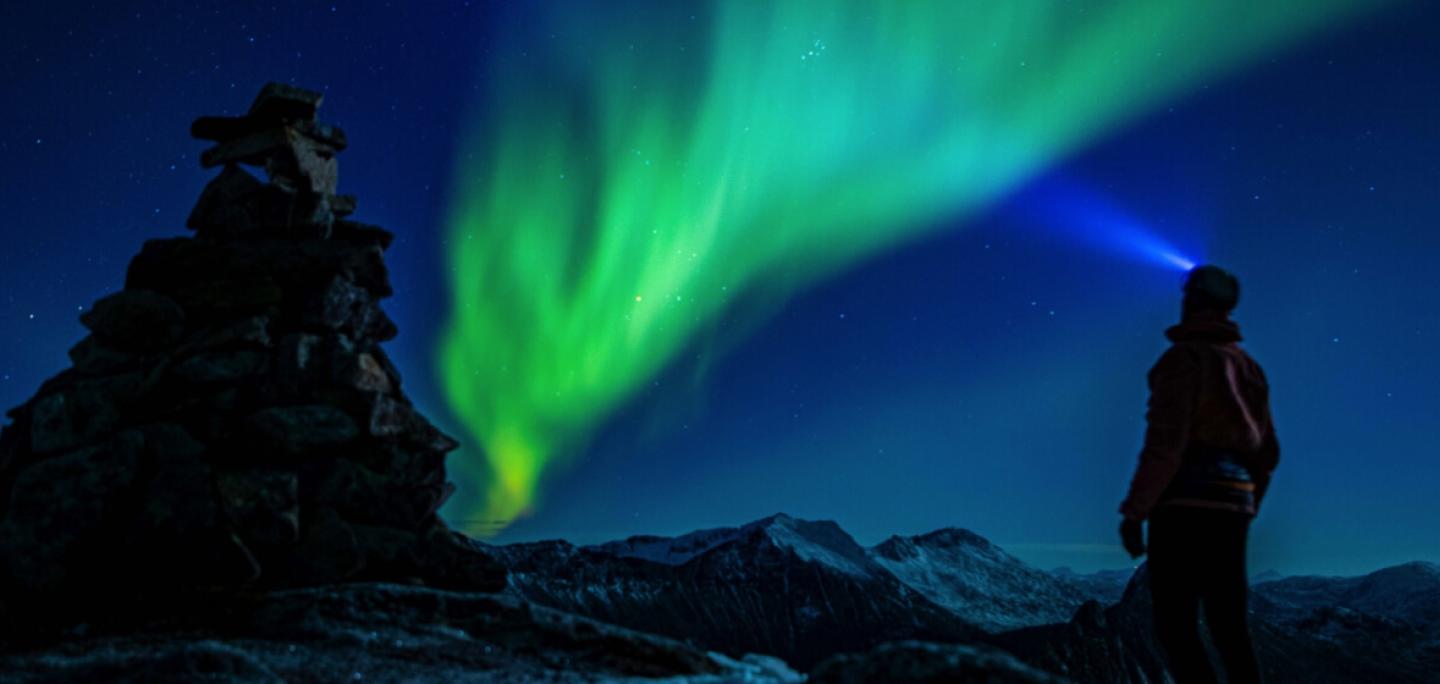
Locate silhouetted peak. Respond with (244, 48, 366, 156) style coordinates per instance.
(587, 513, 878, 578)
(916, 527, 994, 548)
(739, 514, 879, 578)
(870, 527, 1001, 564)
(746, 511, 800, 529)
(1372, 560, 1440, 579)
(1251, 568, 1285, 583)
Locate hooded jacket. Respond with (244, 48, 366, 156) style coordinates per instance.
(1119, 310, 1280, 520)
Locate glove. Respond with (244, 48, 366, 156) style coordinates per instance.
(1120, 518, 1146, 559)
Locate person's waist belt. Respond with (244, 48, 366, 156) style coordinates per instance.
(1180, 444, 1253, 483)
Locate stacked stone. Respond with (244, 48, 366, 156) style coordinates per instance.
(0, 84, 503, 618)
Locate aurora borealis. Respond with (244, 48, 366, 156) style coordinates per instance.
(438, 1, 1380, 532)
(5, 1, 1439, 576)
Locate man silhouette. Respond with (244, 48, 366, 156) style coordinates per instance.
(1119, 265, 1278, 684)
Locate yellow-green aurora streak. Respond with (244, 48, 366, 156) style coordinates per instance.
(440, 1, 1381, 534)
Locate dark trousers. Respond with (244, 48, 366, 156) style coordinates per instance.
(1148, 506, 1261, 684)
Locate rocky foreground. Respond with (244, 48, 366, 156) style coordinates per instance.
(0, 584, 799, 683)
(4, 514, 1436, 682)
(0, 581, 1079, 683)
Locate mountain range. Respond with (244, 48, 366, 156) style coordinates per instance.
(490, 513, 1440, 682)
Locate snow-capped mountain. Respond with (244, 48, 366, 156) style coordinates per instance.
(594, 513, 884, 578)
(869, 528, 1092, 632)
(488, 513, 978, 669)
(488, 515, 1440, 680)
(1251, 561, 1440, 634)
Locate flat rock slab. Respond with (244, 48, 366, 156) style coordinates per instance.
(0, 584, 802, 683)
(191, 117, 347, 150)
(248, 82, 323, 122)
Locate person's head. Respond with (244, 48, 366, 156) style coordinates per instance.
(1182, 265, 1240, 317)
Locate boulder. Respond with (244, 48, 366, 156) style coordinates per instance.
(200, 126, 302, 168)
(29, 371, 144, 454)
(126, 237, 391, 301)
(81, 290, 185, 352)
(138, 422, 207, 461)
(215, 468, 300, 546)
(199, 127, 339, 197)
(330, 193, 357, 218)
(247, 81, 323, 122)
(171, 350, 268, 385)
(68, 335, 143, 376)
(331, 219, 392, 249)
(0, 430, 145, 593)
(193, 114, 347, 149)
(412, 523, 510, 593)
(365, 394, 412, 437)
(171, 277, 287, 322)
(271, 508, 364, 585)
(305, 275, 396, 342)
(314, 458, 444, 530)
(242, 404, 358, 457)
(129, 460, 262, 588)
(333, 351, 393, 395)
(186, 163, 265, 232)
(183, 315, 272, 352)
(348, 523, 422, 577)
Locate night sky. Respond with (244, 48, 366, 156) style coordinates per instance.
(3, 2, 1437, 576)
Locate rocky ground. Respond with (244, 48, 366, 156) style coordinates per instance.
(0, 583, 801, 683)
(0, 582, 1066, 683)
(4, 518, 1438, 683)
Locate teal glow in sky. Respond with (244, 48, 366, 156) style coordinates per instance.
(438, 0, 1380, 532)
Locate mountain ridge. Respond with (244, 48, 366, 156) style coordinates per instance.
(488, 512, 981, 669)
(490, 513, 1440, 681)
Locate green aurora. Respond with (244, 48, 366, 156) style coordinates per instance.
(439, 0, 1381, 534)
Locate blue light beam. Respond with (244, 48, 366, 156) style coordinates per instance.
(1001, 176, 1203, 273)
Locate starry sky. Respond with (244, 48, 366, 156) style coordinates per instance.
(2, 2, 1437, 576)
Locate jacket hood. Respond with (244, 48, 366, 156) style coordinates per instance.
(1166, 309, 1243, 343)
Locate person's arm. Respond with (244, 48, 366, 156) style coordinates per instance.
(1119, 346, 1200, 521)
(1251, 413, 1280, 512)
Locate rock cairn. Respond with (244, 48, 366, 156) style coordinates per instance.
(0, 83, 503, 623)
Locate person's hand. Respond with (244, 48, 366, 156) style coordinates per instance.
(1120, 518, 1146, 559)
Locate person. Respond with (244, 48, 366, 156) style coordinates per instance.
(1118, 265, 1279, 684)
